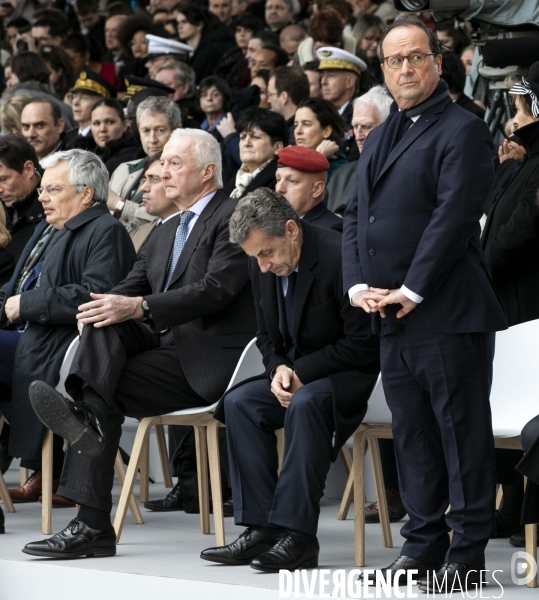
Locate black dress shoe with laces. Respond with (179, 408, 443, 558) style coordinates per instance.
(144, 482, 183, 512)
(360, 555, 441, 583)
(29, 381, 105, 458)
(417, 562, 486, 593)
(22, 518, 116, 559)
(250, 532, 320, 573)
(0, 505, 5, 534)
(201, 527, 280, 565)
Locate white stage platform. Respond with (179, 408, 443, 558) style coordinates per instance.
(0, 463, 536, 600)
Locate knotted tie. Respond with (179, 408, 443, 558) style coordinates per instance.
(163, 211, 195, 292)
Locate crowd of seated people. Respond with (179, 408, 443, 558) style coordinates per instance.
(0, 0, 537, 581)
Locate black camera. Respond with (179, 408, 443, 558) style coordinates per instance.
(16, 39, 28, 52)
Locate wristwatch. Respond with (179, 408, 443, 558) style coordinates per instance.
(141, 298, 151, 320)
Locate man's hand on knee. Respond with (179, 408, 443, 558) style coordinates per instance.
(271, 365, 304, 408)
(77, 293, 144, 328)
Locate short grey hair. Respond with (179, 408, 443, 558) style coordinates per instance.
(136, 96, 182, 131)
(229, 188, 300, 246)
(158, 61, 196, 98)
(353, 85, 393, 123)
(266, 0, 298, 15)
(169, 128, 223, 188)
(41, 149, 109, 203)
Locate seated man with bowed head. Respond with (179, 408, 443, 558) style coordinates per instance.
(0, 150, 135, 507)
(23, 129, 257, 559)
(275, 145, 343, 232)
(201, 188, 379, 572)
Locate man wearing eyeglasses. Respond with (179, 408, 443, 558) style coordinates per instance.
(0, 149, 135, 512)
(342, 17, 507, 592)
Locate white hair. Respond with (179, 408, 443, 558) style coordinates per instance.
(40, 149, 109, 203)
(353, 85, 393, 123)
(169, 128, 223, 188)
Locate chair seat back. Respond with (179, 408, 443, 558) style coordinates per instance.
(363, 374, 392, 426)
(226, 338, 264, 390)
(56, 337, 80, 399)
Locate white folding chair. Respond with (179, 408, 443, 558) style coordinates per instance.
(40, 337, 143, 535)
(489, 320, 539, 588)
(113, 337, 264, 545)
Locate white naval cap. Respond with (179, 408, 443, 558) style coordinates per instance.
(146, 34, 193, 58)
(315, 46, 367, 76)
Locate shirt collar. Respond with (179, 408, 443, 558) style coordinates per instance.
(185, 190, 217, 216)
(78, 125, 91, 136)
(157, 210, 182, 225)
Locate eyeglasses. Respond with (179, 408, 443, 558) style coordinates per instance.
(129, 38, 148, 46)
(384, 52, 438, 69)
(140, 175, 161, 185)
(37, 184, 87, 196)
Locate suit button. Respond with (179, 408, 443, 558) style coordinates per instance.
(39, 315, 46, 322)
(369, 216, 375, 223)
(368, 248, 375, 256)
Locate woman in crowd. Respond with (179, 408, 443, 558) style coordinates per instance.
(176, 6, 220, 82)
(0, 204, 14, 288)
(435, 19, 471, 56)
(222, 107, 288, 198)
(39, 45, 75, 102)
(63, 33, 116, 87)
(214, 14, 263, 90)
(88, 99, 140, 175)
(352, 14, 384, 84)
(0, 93, 31, 134)
(116, 14, 165, 79)
(251, 69, 270, 109)
(198, 76, 231, 139)
(294, 97, 346, 183)
(349, 0, 396, 25)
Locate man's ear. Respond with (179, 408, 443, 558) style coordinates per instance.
(57, 118, 65, 134)
(312, 179, 325, 200)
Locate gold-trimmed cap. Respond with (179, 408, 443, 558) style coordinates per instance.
(315, 47, 367, 76)
(71, 70, 117, 99)
(124, 76, 174, 100)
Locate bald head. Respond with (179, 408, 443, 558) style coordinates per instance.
(280, 24, 306, 58)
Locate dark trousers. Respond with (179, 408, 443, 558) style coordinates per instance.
(224, 377, 333, 536)
(0, 329, 64, 475)
(380, 328, 496, 565)
(58, 320, 208, 512)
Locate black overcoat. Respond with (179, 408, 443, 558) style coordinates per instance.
(215, 221, 380, 460)
(0, 203, 136, 459)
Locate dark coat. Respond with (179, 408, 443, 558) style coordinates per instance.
(95, 133, 141, 176)
(455, 93, 486, 119)
(110, 190, 257, 402)
(3, 188, 45, 267)
(215, 221, 380, 460)
(303, 202, 343, 232)
(0, 203, 136, 459)
(214, 46, 251, 90)
(0, 248, 14, 288)
(343, 95, 507, 334)
(222, 157, 279, 198)
(482, 120, 539, 326)
(482, 158, 521, 215)
(189, 37, 222, 83)
(326, 159, 357, 214)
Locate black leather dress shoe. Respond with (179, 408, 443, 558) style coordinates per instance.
(418, 562, 486, 593)
(144, 482, 183, 512)
(250, 532, 319, 573)
(360, 555, 441, 583)
(0, 505, 5, 534)
(29, 381, 105, 458)
(222, 498, 234, 518)
(201, 527, 280, 565)
(510, 526, 539, 548)
(22, 518, 116, 559)
(490, 510, 523, 538)
(365, 488, 407, 523)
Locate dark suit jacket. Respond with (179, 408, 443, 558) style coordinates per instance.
(326, 160, 358, 214)
(3, 189, 45, 267)
(110, 190, 257, 402)
(303, 202, 343, 232)
(222, 157, 278, 198)
(215, 221, 380, 460)
(343, 95, 507, 334)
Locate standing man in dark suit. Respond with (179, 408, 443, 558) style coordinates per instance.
(23, 129, 257, 559)
(201, 189, 379, 571)
(275, 146, 343, 232)
(342, 17, 508, 591)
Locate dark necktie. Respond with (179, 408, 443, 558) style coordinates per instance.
(400, 116, 413, 139)
(163, 211, 195, 292)
(283, 271, 297, 347)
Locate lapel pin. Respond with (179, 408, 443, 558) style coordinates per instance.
(425, 119, 429, 123)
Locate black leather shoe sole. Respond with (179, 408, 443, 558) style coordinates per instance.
(200, 552, 253, 565)
(29, 382, 104, 458)
(144, 502, 183, 512)
(250, 554, 319, 573)
(22, 545, 116, 559)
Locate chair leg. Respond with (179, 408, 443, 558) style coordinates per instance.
(525, 522, 538, 588)
(139, 434, 150, 503)
(276, 428, 285, 475)
(113, 418, 156, 542)
(353, 428, 369, 567)
(41, 430, 53, 535)
(496, 485, 503, 510)
(20, 467, 29, 487)
(155, 424, 173, 488)
(339, 444, 353, 475)
(114, 451, 143, 525)
(338, 469, 353, 521)
(207, 420, 225, 546)
(193, 425, 210, 535)
(368, 437, 392, 548)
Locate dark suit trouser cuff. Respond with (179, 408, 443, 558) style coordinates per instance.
(234, 509, 271, 530)
(269, 510, 319, 536)
(56, 484, 112, 513)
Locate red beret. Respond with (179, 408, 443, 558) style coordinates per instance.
(277, 146, 330, 173)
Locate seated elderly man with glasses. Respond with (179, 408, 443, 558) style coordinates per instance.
(0, 150, 135, 513)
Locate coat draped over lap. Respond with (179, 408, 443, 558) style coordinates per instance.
(0, 203, 136, 459)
